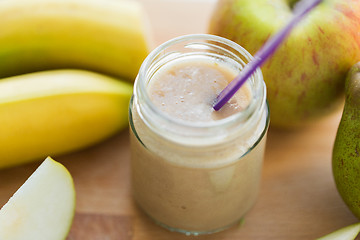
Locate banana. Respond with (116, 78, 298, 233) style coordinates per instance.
(0, 69, 133, 169)
(0, 0, 152, 80)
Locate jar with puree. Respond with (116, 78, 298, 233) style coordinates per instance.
(129, 34, 269, 235)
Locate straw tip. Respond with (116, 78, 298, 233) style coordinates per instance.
(212, 96, 226, 111)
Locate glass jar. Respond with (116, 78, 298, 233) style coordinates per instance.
(129, 34, 269, 235)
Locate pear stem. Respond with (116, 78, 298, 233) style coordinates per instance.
(213, 0, 322, 111)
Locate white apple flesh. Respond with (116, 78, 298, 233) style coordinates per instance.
(0, 157, 76, 240)
(317, 222, 360, 240)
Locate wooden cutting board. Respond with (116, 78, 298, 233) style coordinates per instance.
(0, 1, 359, 239)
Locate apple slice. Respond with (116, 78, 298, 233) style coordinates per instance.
(317, 223, 360, 240)
(0, 157, 76, 240)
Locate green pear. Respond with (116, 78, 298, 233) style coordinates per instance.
(333, 62, 360, 219)
(209, 0, 360, 127)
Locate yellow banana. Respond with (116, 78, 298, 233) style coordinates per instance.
(0, 69, 133, 169)
(0, 0, 152, 80)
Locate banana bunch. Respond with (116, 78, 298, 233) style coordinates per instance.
(0, 0, 151, 168)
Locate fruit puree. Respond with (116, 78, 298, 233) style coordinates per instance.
(148, 58, 251, 122)
(130, 55, 267, 234)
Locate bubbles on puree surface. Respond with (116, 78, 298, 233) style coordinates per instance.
(148, 58, 251, 122)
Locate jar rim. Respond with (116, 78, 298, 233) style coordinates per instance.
(135, 34, 267, 142)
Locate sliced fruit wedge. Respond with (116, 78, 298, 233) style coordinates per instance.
(317, 223, 360, 240)
(0, 157, 76, 240)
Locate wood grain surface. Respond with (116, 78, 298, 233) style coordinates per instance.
(0, 0, 359, 239)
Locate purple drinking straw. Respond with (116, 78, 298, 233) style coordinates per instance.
(213, 0, 322, 111)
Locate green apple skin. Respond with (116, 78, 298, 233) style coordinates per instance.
(333, 63, 360, 220)
(209, 0, 360, 128)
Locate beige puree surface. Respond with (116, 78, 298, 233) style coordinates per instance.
(148, 58, 251, 122)
(130, 57, 267, 233)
